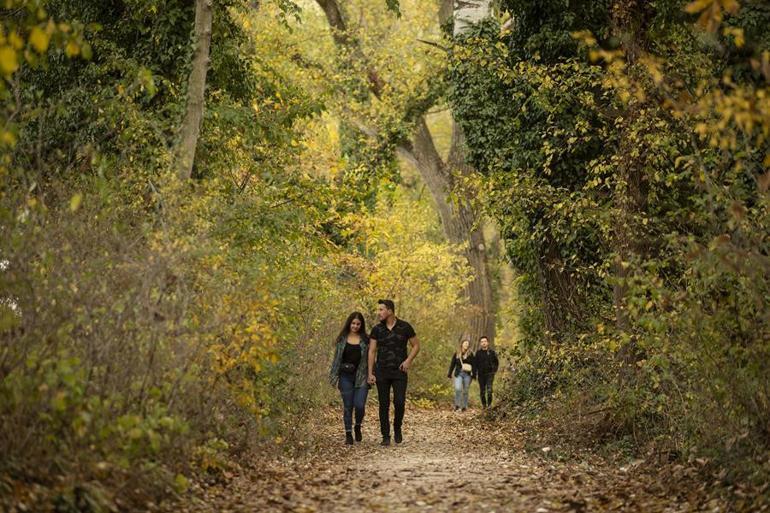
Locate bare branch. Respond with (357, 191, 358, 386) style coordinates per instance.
(416, 38, 449, 52)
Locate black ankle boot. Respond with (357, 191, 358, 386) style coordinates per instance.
(345, 432, 354, 445)
(354, 425, 362, 442)
(394, 430, 403, 444)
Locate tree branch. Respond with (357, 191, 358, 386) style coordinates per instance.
(314, 0, 385, 98)
(416, 38, 449, 52)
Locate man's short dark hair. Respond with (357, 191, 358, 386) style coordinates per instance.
(378, 299, 395, 312)
(479, 335, 489, 342)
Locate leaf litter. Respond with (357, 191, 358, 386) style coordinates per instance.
(159, 406, 761, 512)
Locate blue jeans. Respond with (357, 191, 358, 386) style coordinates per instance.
(339, 372, 368, 432)
(453, 372, 472, 409)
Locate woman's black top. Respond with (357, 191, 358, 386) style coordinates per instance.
(342, 342, 362, 367)
(447, 352, 475, 378)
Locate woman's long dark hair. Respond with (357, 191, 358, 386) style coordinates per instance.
(336, 311, 367, 343)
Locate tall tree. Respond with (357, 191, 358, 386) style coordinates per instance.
(453, 0, 491, 36)
(176, 0, 214, 180)
(609, 0, 652, 364)
(445, 0, 495, 341)
(316, 0, 497, 342)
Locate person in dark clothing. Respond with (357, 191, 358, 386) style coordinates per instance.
(368, 299, 420, 446)
(329, 312, 370, 444)
(473, 335, 499, 408)
(447, 338, 475, 411)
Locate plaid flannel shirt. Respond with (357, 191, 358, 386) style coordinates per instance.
(328, 335, 369, 388)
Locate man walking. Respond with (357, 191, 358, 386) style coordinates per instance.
(474, 335, 499, 408)
(368, 299, 420, 446)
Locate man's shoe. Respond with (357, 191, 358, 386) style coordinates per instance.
(345, 432, 354, 445)
(380, 437, 391, 446)
(394, 431, 403, 444)
(354, 425, 362, 442)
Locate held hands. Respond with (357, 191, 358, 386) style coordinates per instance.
(399, 360, 411, 372)
(367, 373, 376, 385)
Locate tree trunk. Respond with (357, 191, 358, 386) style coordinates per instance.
(537, 232, 583, 339)
(317, 0, 498, 342)
(610, 0, 652, 366)
(453, 0, 492, 36)
(449, 1, 495, 341)
(176, 0, 213, 181)
(402, 118, 496, 341)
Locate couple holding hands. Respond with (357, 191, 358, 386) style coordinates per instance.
(328, 299, 418, 446)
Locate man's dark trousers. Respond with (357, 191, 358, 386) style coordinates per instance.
(478, 372, 495, 407)
(376, 367, 407, 438)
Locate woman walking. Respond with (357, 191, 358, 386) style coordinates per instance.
(447, 338, 475, 412)
(329, 312, 370, 444)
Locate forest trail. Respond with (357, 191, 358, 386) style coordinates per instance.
(173, 407, 724, 513)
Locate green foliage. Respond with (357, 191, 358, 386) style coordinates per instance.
(1, 1, 472, 509)
(449, 0, 770, 482)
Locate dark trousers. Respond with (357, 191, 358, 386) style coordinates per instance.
(339, 372, 368, 432)
(478, 372, 495, 407)
(375, 369, 408, 438)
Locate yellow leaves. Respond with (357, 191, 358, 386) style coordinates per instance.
(174, 474, 190, 493)
(202, 284, 279, 417)
(684, 0, 711, 14)
(0, 18, 86, 81)
(1, 129, 16, 147)
(588, 48, 624, 65)
(640, 55, 664, 86)
(69, 192, 83, 212)
(29, 26, 50, 53)
(80, 42, 92, 60)
(721, 0, 740, 13)
(0, 46, 18, 75)
(684, 0, 740, 32)
(8, 31, 23, 50)
(65, 39, 80, 57)
(723, 26, 744, 48)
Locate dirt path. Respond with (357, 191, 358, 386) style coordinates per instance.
(175, 407, 727, 513)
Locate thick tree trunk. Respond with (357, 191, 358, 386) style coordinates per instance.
(402, 119, 496, 341)
(448, 1, 495, 340)
(317, 0, 498, 342)
(536, 233, 583, 338)
(453, 0, 492, 36)
(610, 0, 652, 366)
(176, 0, 213, 181)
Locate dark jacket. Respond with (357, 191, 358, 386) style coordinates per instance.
(447, 352, 475, 378)
(474, 349, 499, 377)
(329, 334, 369, 388)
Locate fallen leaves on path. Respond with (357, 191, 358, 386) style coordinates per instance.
(162, 406, 749, 512)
